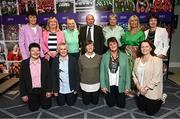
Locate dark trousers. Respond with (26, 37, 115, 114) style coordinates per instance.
(136, 94, 163, 115)
(105, 86, 126, 108)
(56, 93, 76, 106)
(82, 90, 99, 105)
(28, 88, 51, 111)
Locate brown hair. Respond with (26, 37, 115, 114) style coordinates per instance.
(137, 40, 156, 57)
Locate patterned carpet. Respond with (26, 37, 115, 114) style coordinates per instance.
(0, 79, 180, 119)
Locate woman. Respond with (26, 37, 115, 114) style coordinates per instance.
(63, 18, 79, 59)
(19, 10, 44, 60)
(121, 15, 145, 96)
(132, 40, 166, 115)
(100, 37, 131, 108)
(144, 15, 169, 58)
(79, 40, 101, 105)
(121, 15, 145, 65)
(51, 43, 80, 106)
(103, 13, 124, 48)
(42, 16, 64, 66)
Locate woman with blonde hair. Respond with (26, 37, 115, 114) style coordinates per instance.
(121, 15, 145, 96)
(42, 16, 64, 66)
(63, 18, 79, 59)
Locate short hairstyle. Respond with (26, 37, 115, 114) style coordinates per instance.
(148, 14, 159, 26)
(26, 10, 37, 18)
(107, 37, 119, 48)
(85, 40, 93, 46)
(137, 40, 156, 57)
(108, 13, 118, 20)
(58, 42, 68, 50)
(29, 43, 40, 51)
(67, 18, 77, 29)
(128, 15, 140, 31)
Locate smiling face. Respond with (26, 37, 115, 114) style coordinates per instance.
(141, 42, 152, 56)
(109, 41, 118, 52)
(86, 42, 94, 53)
(86, 15, 95, 27)
(67, 19, 76, 30)
(48, 18, 58, 30)
(30, 47, 40, 60)
(149, 18, 158, 28)
(59, 44, 68, 58)
(109, 16, 117, 26)
(28, 15, 37, 26)
(130, 19, 139, 29)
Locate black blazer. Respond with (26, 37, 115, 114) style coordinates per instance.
(51, 55, 80, 93)
(19, 58, 51, 97)
(79, 25, 105, 55)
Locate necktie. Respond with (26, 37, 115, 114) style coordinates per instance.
(87, 27, 91, 41)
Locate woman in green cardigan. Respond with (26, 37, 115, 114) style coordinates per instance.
(100, 37, 131, 108)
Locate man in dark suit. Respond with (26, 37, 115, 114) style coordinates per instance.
(79, 14, 105, 55)
(19, 43, 52, 111)
(51, 43, 80, 106)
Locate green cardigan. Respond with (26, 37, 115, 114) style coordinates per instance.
(100, 50, 131, 93)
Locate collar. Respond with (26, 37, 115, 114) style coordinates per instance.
(30, 58, 41, 65)
(59, 55, 68, 61)
(85, 52, 95, 58)
(87, 25, 94, 29)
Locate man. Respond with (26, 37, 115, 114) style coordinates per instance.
(19, 43, 52, 111)
(51, 43, 80, 106)
(79, 14, 105, 55)
(19, 10, 44, 60)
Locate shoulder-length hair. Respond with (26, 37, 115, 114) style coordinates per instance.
(137, 40, 156, 57)
(46, 16, 60, 32)
(128, 15, 141, 31)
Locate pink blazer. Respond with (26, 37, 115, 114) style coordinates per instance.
(42, 30, 64, 60)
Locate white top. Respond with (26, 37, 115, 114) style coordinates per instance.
(86, 25, 94, 42)
(136, 60, 145, 87)
(109, 67, 119, 86)
(31, 26, 37, 33)
(80, 83, 100, 92)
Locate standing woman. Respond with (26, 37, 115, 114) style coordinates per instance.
(79, 40, 101, 105)
(103, 13, 124, 48)
(42, 16, 64, 66)
(144, 15, 169, 58)
(63, 18, 79, 59)
(121, 15, 145, 66)
(19, 10, 44, 60)
(100, 37, 131, 108)
(132, 40, 165, 115)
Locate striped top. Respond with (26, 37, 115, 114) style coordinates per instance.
(48, 32, 57, 51)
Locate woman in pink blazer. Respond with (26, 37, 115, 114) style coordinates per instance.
(42, 17, 64, 66)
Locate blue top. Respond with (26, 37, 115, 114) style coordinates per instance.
(59, 56, 71, 94)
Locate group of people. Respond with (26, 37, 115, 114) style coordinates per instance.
(19, 10, 169, 116)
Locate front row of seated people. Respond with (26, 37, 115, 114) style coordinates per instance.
(20, 37, 166, 116)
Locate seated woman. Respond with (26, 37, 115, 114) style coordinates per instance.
(100, 37, 131, 108)
(132, 40, 167, 115)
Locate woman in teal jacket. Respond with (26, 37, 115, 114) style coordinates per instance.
(100, 37, 131, 108)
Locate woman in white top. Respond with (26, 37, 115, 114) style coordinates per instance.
(133, 40, 166, 115)
(144, 15, 169, 58)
